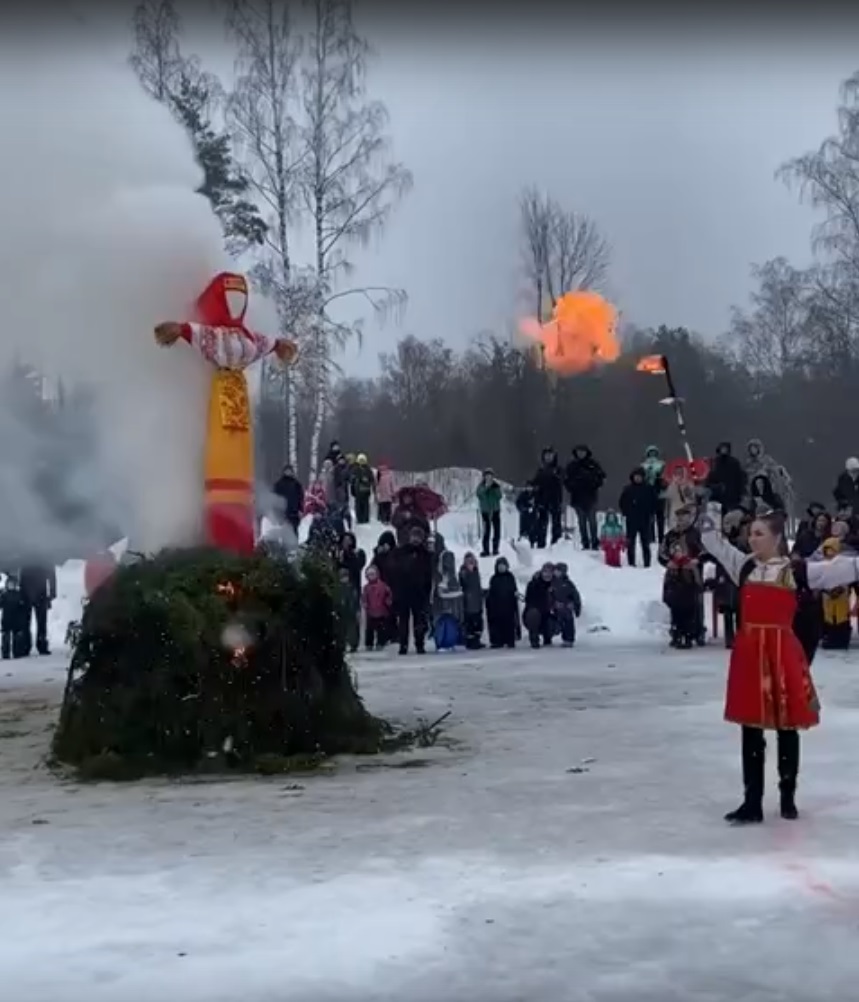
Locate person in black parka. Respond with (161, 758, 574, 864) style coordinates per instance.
(272, 464, 305, 535)
(532, 448, 564, 549)
(564, 445, 606, 551)
(1, 576, 31, 659)
(19, 562, 56, 656)
(391, 524, 434, 654)
(619, 467, 658, 568)
(515, 482, 537, 545)
(705, 442, 747, 511)
(486, 556, 519, 648)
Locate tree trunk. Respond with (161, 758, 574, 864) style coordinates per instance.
(285, 366, 298, 471)
(308, 367, 325, 483)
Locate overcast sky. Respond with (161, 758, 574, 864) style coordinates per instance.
(27, 4, 859, 375)
(333, 18, 858, 372)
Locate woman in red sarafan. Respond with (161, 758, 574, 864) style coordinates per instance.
(699, 505, 859, 824)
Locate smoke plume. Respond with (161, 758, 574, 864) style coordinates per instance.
(0, 16, 228, 560)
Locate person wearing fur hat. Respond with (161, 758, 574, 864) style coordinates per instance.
(834, 457, 859, 512)
(476, 468, 503, 557)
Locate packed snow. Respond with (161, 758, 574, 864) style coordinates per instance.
(3, 501, 859, 1000)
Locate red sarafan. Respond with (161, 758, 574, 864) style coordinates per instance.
(725, 581, 820, 731)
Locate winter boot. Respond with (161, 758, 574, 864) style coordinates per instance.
(725, 728, 765, 824)
(778, 729, 800, 820)
(398, 645, 408, 656)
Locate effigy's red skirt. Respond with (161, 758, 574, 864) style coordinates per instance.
(724, 582, 820, 731)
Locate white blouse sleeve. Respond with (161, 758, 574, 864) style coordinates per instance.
(806, 556, 859, 591)
(698, 520, 749, 586)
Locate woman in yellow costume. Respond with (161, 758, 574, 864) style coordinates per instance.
(154, 271, 297, 554)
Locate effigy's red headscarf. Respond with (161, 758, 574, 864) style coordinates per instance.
(193, 272, 249, 329)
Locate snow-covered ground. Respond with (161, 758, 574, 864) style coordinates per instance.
(3, 504, 859, 999)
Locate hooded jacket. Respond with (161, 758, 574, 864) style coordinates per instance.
(745, 438, 792, 503)
(532, 450, 564, 510)
(640, 445, 666, 489)
(619, 468, 657, 527)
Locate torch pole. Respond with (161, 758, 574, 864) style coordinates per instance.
(660, 356, 695, 463)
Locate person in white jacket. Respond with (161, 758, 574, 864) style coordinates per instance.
(698, 503, 859, 824)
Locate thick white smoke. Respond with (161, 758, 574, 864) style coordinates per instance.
(0, 19, 229, 556)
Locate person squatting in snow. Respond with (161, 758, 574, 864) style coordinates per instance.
(698, 503, 859, 824)
(523, 562, 582, 649)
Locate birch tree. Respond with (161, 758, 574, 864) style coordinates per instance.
(298, 0, 412, 477)
(519, 186, 610, 319)
(227, 0, 310, 468)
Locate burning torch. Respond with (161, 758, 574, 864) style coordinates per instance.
(635, 354, 695, 464)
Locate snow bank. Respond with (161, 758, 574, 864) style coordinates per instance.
(351, 499, 667, 642)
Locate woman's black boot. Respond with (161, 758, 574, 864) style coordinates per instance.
(726, 727, 765, 824)
(778, 730, 800, 820)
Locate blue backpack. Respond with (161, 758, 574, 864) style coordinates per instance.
(433, 612, 462, 651)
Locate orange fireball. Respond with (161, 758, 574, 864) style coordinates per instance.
(520, 291, 618, 375)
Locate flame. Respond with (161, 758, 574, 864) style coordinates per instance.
(216, 581, 237, 599)
(520, 290, 618, 375)
(231, 646, 248, 668)
(636, 354, 666, 374)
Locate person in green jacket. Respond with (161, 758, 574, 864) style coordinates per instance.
(477, 468, 503, 557)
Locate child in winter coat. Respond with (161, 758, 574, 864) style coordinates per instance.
(599, 509, 626, 567)
(362, 565, 393, 650)
(662, 544, 702, 648)
(337, 567, 361, 653)
(375, 463, 396, 524)
(458, 552, 485, 649)
(820, 537, 852, 650)
(303, 480, 328, 517)
(371, 530, 397, 585)
(433, 550, 464, 650)
(337, 532, 367, 594)
(551, 562, 582, 647)
(1, 576, 30, 659)
(485, 556, 519, 648)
